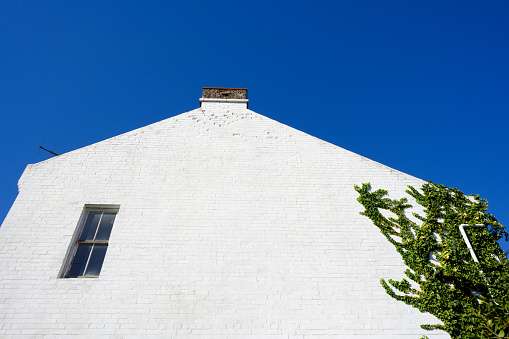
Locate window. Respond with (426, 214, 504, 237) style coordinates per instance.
(63, 207, 118, 278)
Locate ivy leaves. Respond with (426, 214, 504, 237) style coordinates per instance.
(465, 295, 509, 338)
(355, 182, 509, 338)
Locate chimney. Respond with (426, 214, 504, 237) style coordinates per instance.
(200, 87, 248, 109)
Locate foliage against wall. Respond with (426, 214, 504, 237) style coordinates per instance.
(354, 182, 509, 338)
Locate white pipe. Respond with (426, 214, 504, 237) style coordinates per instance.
(459, 223, 497, 301)
(458, 223, 485, 263)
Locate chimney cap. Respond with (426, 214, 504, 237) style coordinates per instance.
(202, 87, 247, 100)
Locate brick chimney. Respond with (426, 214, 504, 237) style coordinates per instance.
(200, 87, 248, 109)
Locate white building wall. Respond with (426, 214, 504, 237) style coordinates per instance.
(0, 99, 448, 338)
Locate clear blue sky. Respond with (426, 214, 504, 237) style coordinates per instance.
(1, 1, 508, 251)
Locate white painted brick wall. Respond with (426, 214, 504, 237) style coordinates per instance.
(0, 99, 449, 338)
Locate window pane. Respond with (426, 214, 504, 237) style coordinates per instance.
(84, 245, 108, 277)
(67, 245, 92, 277)
(79, 212, 102, 241)
(95, 213, 116, 240)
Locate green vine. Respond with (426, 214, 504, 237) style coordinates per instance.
(354, 182, 509, 338)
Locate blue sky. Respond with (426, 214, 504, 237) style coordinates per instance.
(1, 1, 508, 251)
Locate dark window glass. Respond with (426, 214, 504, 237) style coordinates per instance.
(79, 212, 102, 241)
(67, 245, 92, 277)
(84, 245, 108, 276)
(65, 209, 117, 278)
(95, 213, 115, 240)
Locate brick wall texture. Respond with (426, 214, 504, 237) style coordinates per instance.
(0, 99, 449, 338)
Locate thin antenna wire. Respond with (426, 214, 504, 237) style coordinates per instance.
(38, 140, 60, 156)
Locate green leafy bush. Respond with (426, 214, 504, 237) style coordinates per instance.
(355, 182, 509, 338)
(465, 295, 509, 338)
